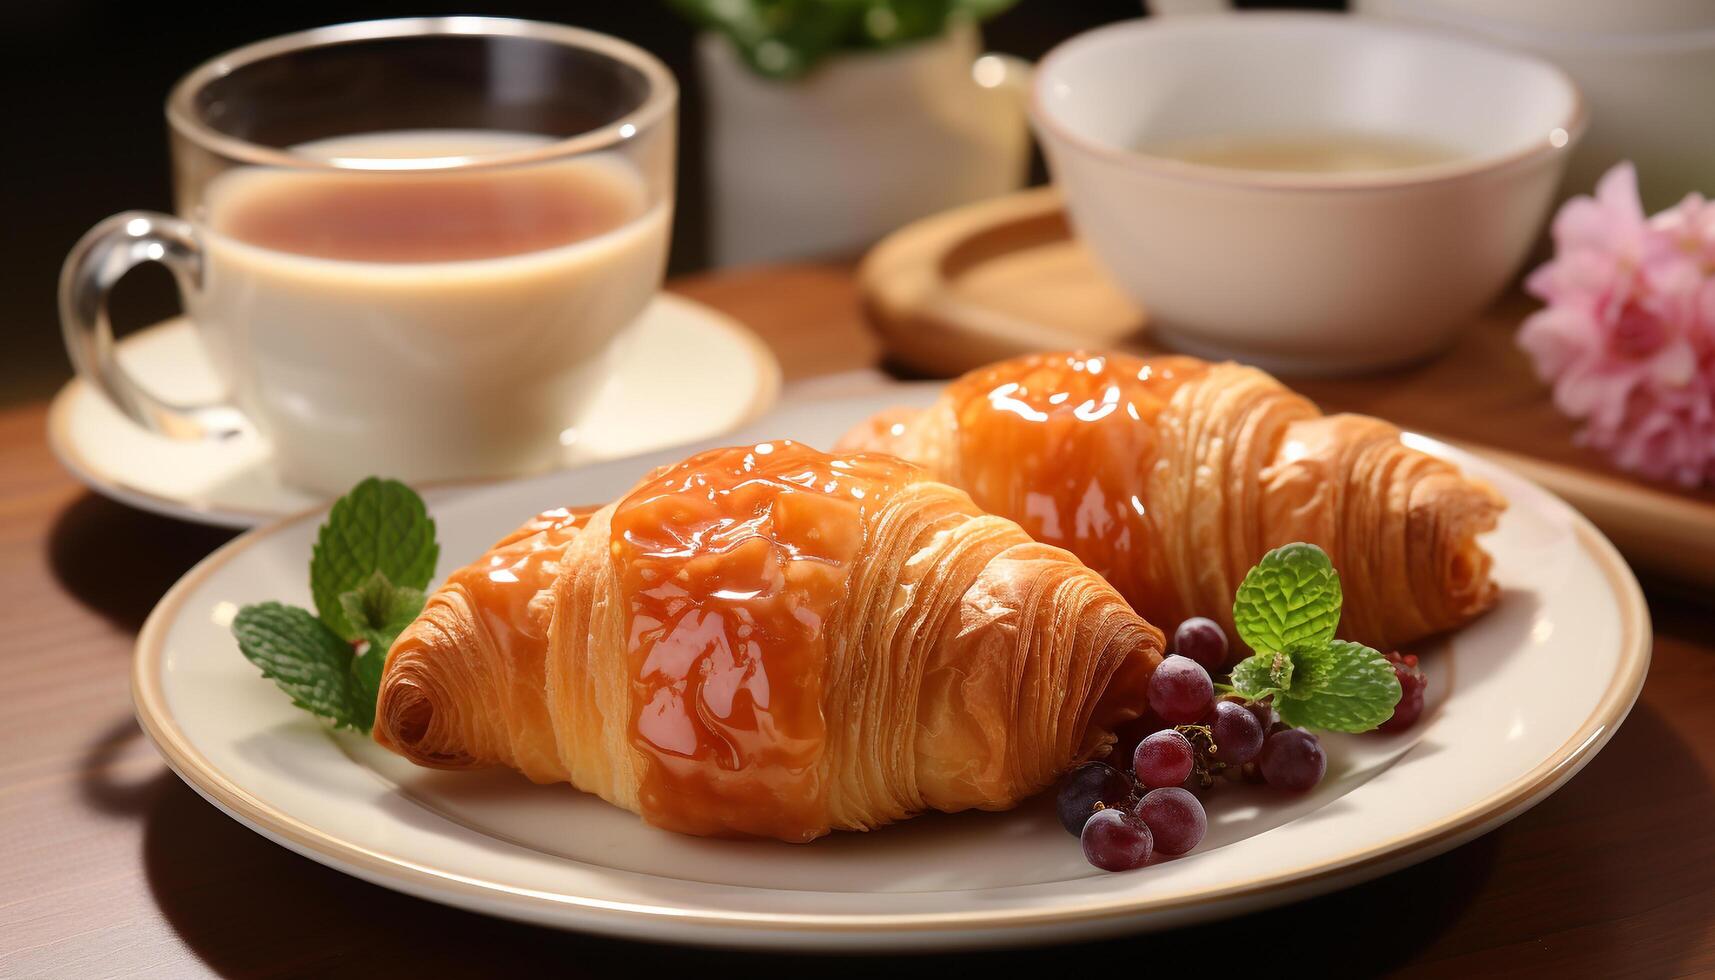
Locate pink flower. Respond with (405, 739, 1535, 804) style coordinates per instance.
(1518, 162, 1715, 487)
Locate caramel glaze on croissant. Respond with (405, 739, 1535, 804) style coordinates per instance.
(373, 441, 1164, 842)
(838, 352, 1505, 651)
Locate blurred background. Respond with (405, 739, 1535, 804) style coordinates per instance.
(0, 0, 1341, 407)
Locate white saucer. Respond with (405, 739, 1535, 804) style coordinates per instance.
(47, 294, 781, 528)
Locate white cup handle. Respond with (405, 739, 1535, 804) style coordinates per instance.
(1145, 0, 1235, 15)
(59, 211, 247, 440)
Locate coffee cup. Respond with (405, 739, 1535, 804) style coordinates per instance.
(1030, 13, 1582, 374)
(60, 18, 676, 493)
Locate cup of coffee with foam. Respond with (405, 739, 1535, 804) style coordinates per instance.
(60, 18, 676, 493)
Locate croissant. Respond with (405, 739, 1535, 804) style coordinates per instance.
(838, 352, 1505, 651)
(373, 441, 1163, 842)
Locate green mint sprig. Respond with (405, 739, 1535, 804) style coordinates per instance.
(232, 478, 438, 733)
(1227, 543, 1401, 733)
(310, 479, 438, 640)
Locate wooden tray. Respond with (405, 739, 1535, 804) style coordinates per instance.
(860, 187, 1715, 589)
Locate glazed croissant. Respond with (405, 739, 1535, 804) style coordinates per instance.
(839, 352, 1505, 651)
(373, 441, 1163, 842)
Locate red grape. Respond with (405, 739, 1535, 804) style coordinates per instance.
(1208, 699, 1265, 765)
(1173, 616, 1230, 671)
(1377, 652, 1427, 734)
(1148, 655, 1214, 723)
(1259, 727, 1327, 792)
(1240, 696, 1275, 734)
(1057, 761, 1135, 835)
(1109, 709, 1171, 764)
(1133, 787, 1207, 855)
(1080, 807, 1154, 871)
(1133, 730, 1195, 788)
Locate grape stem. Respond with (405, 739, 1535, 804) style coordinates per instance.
(1174, 722, 1222, 787)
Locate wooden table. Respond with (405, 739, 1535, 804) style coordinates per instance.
(4, 264, 1712, 978)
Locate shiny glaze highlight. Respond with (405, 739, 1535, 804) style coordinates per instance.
(457, 507, 597, 673)
(609, 441, 919, 840)
(944, 352, 1208, 617)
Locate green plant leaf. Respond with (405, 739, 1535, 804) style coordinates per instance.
(232, 602, 364, 730)
(348, 648, 386, 733)
(1230, 650, 1292, 701)
(337, 569, 426, 731)
(855, 0, 957, 47)
(1232, 542, 1342, 654)
(956, 0, 1019, 18)
(310, 478, 437, 641)
(667, 0, 1016, 79)
(338, 570, 426, 647)
(1276, 640, 1402, 733)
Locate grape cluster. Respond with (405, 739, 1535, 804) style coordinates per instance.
(1377, 651, 1427, 733)
(1058, 617, 1333, 872)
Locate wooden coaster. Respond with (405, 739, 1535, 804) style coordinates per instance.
(859, 187, 1715, 588)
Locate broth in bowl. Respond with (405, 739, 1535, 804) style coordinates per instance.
(1141, 130, 1463, 175)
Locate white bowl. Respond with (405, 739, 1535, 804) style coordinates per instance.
(1357, 0, 1715, 213)
(1031, 13, 1584, 375)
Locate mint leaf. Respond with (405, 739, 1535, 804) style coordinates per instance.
(1232, 542, 1342, 654)
(338, 569, 425, 649)
(234, 479, 439, 735)
(1230, 650, 1294, 700)
(337, 569, 425, 731)
(311, 478, 438, 641)
(1276, 640, 1402, 733)
(349, 648, 386, 733)
(232, 602, 364, 730)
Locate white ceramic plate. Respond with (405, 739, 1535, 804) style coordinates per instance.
(49, 293, 780, 528)
(134, 385, 1650, 951)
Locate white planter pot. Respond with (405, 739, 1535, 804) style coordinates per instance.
(697, 22, 1029, 266)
